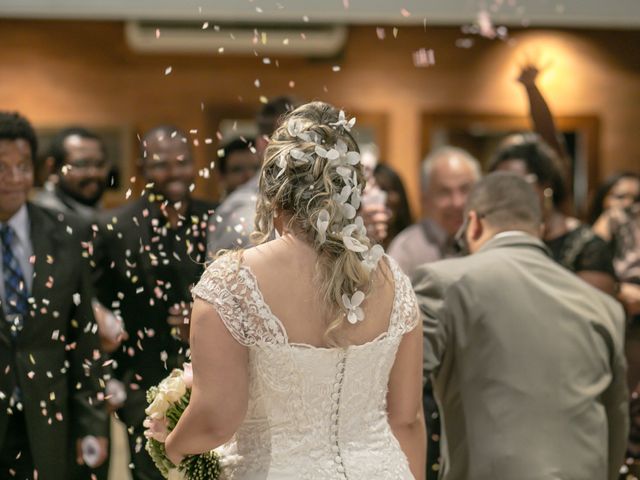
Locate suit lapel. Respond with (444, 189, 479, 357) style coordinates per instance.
(129, 198, 158, 299)
(21, 204, 62, 342)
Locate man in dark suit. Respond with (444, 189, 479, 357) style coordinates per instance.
(95, 125, 215, 479)
(413, 172, 628, 480)
(0, 111, 108, 479)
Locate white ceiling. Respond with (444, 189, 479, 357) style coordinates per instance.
(1, 0, 639, 28)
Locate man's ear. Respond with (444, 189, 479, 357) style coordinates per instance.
(467, 210, 484, 242)
(43, 156, 56, 177)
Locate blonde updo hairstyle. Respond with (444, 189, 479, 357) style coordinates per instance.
(253, 101, 377, 346)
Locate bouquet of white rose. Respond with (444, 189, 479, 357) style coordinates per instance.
(143, 364, 239, 480)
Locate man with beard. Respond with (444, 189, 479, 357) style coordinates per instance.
(33, 128, 125, 480)
(34, 127, 111, 219)
(94, 125, 215, 480)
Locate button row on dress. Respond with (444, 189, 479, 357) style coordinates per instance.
(331, 356, 347, 478)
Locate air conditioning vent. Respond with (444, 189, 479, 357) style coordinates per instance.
(125, 20, 348, 56)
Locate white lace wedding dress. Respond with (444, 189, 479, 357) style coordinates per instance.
(192, 254, 419, 479)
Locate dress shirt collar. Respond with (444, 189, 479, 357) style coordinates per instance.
(0, 204, 30, 248)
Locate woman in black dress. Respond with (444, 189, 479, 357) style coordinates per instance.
(489, 134, 617, 296)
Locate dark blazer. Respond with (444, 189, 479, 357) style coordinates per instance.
(94, 196, 215, 427)
(0, 203, 107, 479)
(413, 233, 628, 480)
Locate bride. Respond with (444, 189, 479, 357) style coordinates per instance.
(164, 101, 425, 479)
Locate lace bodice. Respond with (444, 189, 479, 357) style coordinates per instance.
(192, 254, 420, 480)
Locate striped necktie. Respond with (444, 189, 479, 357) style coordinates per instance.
(1, 224, 30, 334)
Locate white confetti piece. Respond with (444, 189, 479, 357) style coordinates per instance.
(164, 66, 172, 75)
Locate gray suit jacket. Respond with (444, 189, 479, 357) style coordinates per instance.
(413, 233, 628, 480)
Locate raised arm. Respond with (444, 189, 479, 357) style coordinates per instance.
(387, 314, 426, 480)
(517, 63, 569, 163)
(164, 298, 249, 465)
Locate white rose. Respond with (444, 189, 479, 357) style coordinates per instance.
(167, 468, 186, 480)
(145, 392, 170, 419)
(159, 375, 187, 403)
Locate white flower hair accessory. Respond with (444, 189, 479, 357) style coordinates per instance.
(276, 154, 287, 178)
(316, 209, 330, 245)
(281, 112, 387, 325)
(330, 110, 356, 132)
(342, 290, 365, 324)
(341, 217, 368, 253)
(361, 244, 384, 273)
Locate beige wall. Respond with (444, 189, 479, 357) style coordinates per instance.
(0, 20, 638, 215)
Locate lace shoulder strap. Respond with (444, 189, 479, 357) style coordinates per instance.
(386, 254, 420, 337)
(192, 253, 287, 346)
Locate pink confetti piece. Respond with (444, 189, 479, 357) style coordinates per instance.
(376, 27, 386, 40)
(400, 8, 411, 17)
(413, 48, 436, 67)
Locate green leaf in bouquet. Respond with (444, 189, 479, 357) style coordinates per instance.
(179, 450, 222, 480)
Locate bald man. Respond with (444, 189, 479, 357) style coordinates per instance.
(387, 146, 480, 480)
(93, 126, 216, 479)
(388, 147, 481, 277)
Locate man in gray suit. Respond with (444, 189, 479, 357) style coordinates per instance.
(413, 172, 628, 480)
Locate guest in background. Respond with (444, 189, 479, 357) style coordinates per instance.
(388, 146, 480, 278)
(414, 172, 628, 480)
(590, 171, 640, 234)
(33, 127, 111, 219)
(94, 125, 215, 480)
(207, 96, 295, 254)
(0, 111, 108, 479)
(216, 137, 260, 198)
(387, 146, 479, 480)
(373, 163, 412, 249)
(489, 134, 617, 296)
(31, 126, 126, 479)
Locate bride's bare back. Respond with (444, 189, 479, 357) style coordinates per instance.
(242, 234, 396, 348)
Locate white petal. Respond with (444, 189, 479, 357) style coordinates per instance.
(347, 117, 357, 129)
(347, 310, 358, 324)
(326, 149, 340, 161)
(343, 235, 368, 253)
(351, 290, 365, 307)
(315, 145, 329, 158)
(345, 151, 360, 165)
(342, 203, 356, 219)
(341, 293, 352, 309)
(350, 189, 361, 210)
(290, 148, 306, 160)
(336, 166, 352, 180)
(336, 139, 348, 154)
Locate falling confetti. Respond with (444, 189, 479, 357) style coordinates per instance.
(164, 66, 172, 75)
(376, 27, 386, 40)
(400, 8, 411, 17)
(413, 48, 436, 67)
(455, 38, 474, 49)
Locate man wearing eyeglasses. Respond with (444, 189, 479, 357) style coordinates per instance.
(413, 172, 628, 480)
(0, 111, 109, 479)
(34, 127, 111, 219)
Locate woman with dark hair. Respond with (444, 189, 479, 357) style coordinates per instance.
(589, 171, 640, 226)
(374, 163, 412, 249)
(489, 133, 617, 296)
